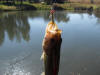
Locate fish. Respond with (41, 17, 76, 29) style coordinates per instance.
(41, 21, 62, 75)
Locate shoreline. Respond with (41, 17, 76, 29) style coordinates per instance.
(0, 3, 100, 11)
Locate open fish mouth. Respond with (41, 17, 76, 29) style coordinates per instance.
(45, 21, 62, 35)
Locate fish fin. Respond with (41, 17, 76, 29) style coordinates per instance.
(40, 52, 44, 60)
(41, 72, 45, 75)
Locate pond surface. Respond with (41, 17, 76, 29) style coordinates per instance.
(0, 11, 100, 75)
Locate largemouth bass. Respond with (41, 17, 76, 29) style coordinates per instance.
(41, 21, 62, 75)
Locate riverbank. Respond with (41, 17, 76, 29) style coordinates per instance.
(0, 2, 100, 11)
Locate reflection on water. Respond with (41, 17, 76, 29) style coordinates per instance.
(0, 12, 30, 46)
(94, 12, 100, 24)
(0, 11, 69, 46)
(0, 11, 100, 75)
(5, 63, 30, 75)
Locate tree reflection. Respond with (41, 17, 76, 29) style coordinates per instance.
(94, 12, 100, 24)
(23, 11, 70, 22)
(0, 22, 5, 46)
(55, 11, 69, 22)
(0, 11, 69, 46)
(0, 12, 30, 46)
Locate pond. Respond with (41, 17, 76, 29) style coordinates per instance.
(0, 11, 100, 75)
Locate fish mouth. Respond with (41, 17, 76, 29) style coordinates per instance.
(45, 21, 62, 34)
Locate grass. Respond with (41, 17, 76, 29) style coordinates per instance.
(0, 4, 17, 11)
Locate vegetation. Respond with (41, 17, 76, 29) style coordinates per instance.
(0, 0, 100, 11)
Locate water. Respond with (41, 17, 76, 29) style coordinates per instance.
(0, 11, 100, 75)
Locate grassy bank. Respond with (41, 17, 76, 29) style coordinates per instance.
(0, 2, 100, 11)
